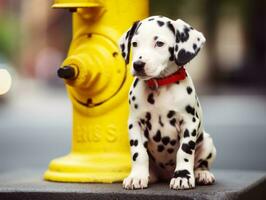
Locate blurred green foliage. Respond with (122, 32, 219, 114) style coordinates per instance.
(0, 11, 19, 61)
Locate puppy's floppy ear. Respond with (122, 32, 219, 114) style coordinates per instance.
(118, 21, 140, 64)
(173, 19, 206, 66)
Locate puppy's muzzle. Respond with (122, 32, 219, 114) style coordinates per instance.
(133, 61, 146, 74)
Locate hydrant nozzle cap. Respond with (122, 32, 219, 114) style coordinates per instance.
(57, 66, 76, 79)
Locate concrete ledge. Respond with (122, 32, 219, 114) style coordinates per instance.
(0, 169, 265, 200)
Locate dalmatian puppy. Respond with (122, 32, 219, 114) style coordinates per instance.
(119, 16, 216, 190)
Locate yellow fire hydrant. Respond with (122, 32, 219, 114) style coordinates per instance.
(44, 0, 148, 182)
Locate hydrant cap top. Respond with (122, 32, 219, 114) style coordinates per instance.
(52, 0, 103, 8)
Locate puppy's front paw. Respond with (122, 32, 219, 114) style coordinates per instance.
(123, 175, 149, 190)
(170, 169, 195, 190)
(195, 169, 215, 185)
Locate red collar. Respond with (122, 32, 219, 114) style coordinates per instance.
(146, 67, 187, 90)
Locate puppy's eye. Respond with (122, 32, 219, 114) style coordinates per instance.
(155, 41, 164, 47)
(132, 42, 138, 47)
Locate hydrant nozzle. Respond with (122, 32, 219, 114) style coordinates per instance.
(57, 65, 77, 79)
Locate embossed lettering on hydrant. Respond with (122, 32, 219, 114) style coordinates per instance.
(76, 124, 118, 143)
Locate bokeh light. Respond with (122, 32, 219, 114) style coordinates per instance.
(0, 69, 12, 95)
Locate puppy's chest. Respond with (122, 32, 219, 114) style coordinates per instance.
(137, 110, 180, 170)
(130, 79, 193, 112)
(129, 78, 195, 168)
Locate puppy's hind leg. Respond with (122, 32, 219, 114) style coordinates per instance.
(194, 131, 216, 185)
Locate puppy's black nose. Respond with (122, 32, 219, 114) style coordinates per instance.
(133, 61, 145, 72)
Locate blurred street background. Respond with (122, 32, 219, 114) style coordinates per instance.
(0, 0, 265, 173)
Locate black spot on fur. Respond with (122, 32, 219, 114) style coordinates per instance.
(180, 26, 190, 42)
(144, 128, 149, 139)
(196, 133, 204, 144)
(197, 100, 200, 107)
(176, 81, 179, 84)
(167, 110, 175, 118)
(134, 104, 138, 109)
(129, 99, 131, 104)
(162, 136, 170, 145)
(154, 36, 158, 40)
(192, 129, 197, 136)
(134, 22, 142, 34)
(146, 112, 151, 121)
(133, 78, 139, 88)
(186, 105, 195, 115)
(186, 87, 192, 94)
(157, 144, 165, 152)
(197, 121, 201, 130)
(153, 130, 161, 142)
(175, 26, 190, 44)
(188, 140, 196, 149)
(184, 158, 189, 162)
(120, 44, 125, 52)
(167, 148, 174, 154)
(170, 139, 176, 146)
(168, 47, 175, 61)
(125, 21, 140, 64)
(140, 119, 145, 124)
(125, 31, 130, 40)
(157, 20, 164, 26)
(132, 96, 136, 101)
(184, 129, 190, 137)
(148, 18, 154, 21)
(193, 43, 197, 50)
(181, 140, 195, 155)
(146, 121, 152, 130)
(176, 30, 181, 43)
(144, 141, 148, 148)
(132, 42, 138, 47)
(129, 90, 132, 95)
(132, 152, 138, 161)
(207, 153, 212, 159)
(147, 93, 155, 104)
(167, 21, 175, 35)
(198, 160, 208, 169)
(173, 169, 191, 179)
(175, 49, 196, 66)
(170, 118, 176, 126)
(181, 143, 192, 154)
(130, 139, 138, 146)
(129, 124, 133, 129)
(192, 117, 196, 122)
(175, 44, 178, 51)
(159, 115, 164, 127)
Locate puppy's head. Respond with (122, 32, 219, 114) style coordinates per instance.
(119, 16, 206, 79)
